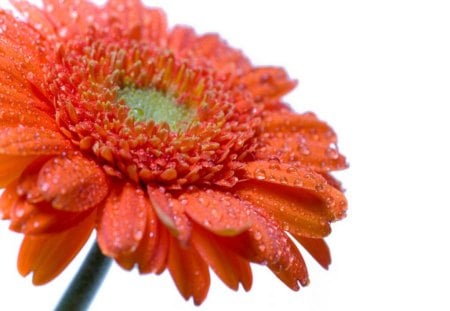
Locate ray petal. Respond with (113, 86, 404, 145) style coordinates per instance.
(17, 211, 95, 285)
(182, 188, 252, 236)
(234, 181, 331, 238)
(293, 235, 331, 270)
(37, 153, 109, 212)
(97, 183, 148, 257)
(0, 127, 71, 156)
(191, 226, 253, 291)
(168, 237, 210, 305)
(241, 161, 347, 220)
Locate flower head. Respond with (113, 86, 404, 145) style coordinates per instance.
(0, 0, 347, 305)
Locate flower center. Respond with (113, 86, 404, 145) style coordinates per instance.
(119, 87, 196, 131)
(49, 38, 262, 187)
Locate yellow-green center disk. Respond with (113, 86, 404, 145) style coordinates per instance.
(119, 87, 196, 130)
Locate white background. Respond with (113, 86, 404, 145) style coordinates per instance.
(1, 0, 450, 310)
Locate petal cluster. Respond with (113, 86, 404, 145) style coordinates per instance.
(0, 0, 347, 305)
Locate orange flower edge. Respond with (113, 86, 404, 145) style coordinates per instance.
(0, 0, 348, 305)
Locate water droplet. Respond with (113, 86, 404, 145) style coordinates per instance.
(326, 145, 339, 159)
(58, 27, 68, 37)
(315, 183, 325, 192)
(254, 231, 262, 240)
(15, 207, 24, 218)
(299, 145, 310, 155)
(287, 166, 297, 173)
(279, 176, 288, 184)
(40, 182, 50, 192)
(254, 169, 266, 180)
(293, 179, 304, 187)
(134, 230, 144, 240)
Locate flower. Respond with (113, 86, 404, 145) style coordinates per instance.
(0, 0, 347, 305)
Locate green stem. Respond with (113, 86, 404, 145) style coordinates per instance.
(55, 242, 112, 311)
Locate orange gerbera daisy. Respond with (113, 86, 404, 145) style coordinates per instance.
(0, 0, 347, 306)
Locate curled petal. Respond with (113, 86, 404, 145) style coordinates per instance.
(0, 128, 71, 156)
(191, 227, 252, 291)
(168, 237, 210, 305)
(181, 188, 252, 236)
(237, 67, 296, 100)
(147, 185, 192, 243)
(38, 153, 109, 211)
(9, 199, 92, 235)
(241, 161, 347, 220)
(17, 211, 95, 285)
(115, 205, 166, 273)
(223, 207, 309, 290)
(138, 225, 170, 275)
(97, 183, 148, 257)
(294, 235, 331, 270)
(234, 181, 331, 238)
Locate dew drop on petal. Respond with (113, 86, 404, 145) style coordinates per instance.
(134, 230, 144, 241)
(315, 183, 325, 192)
(254, 169, 266, 180)
(326, 145, 339, 159)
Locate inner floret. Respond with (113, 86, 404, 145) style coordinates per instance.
(119, 87, 196, 131)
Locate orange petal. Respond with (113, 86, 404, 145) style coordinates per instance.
(0, 107, 58, 131)
(223, 207, 308, 290)
(17, 210, 95, 285)
(97, 183, 148, 257)
(115, 202, 159, 271)
(0, 154, 36, 188)
(9, 199, 92, 235)
(147, 185, 192, 243)
(260, 112, 336, 138)
(234, 181, 331, 238)
(256, 112, 347, 172)
(168, 26, 197, 53)
(0, 127, 71, 156)
(168, 237, 210, 305)
(0, 11, 46, 85)
(181, 188, 252, 236)
(10, 0, 57, 38)
(241, 161, 347, 221)
(0, 181, 19, 219)
(236, 67, 296, 100)
(294, 235, 331, 270)
(169, 27, 250, 76)
(138, 225, 170, 275)
(37, 153, 109, 211)
(191, 226, 252, 291)
(104, 0, 167, 43)
(38, 0, 100, 38)
(256, 134, 347, 172)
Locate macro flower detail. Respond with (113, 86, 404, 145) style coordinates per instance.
(0, 0, 348, 305)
